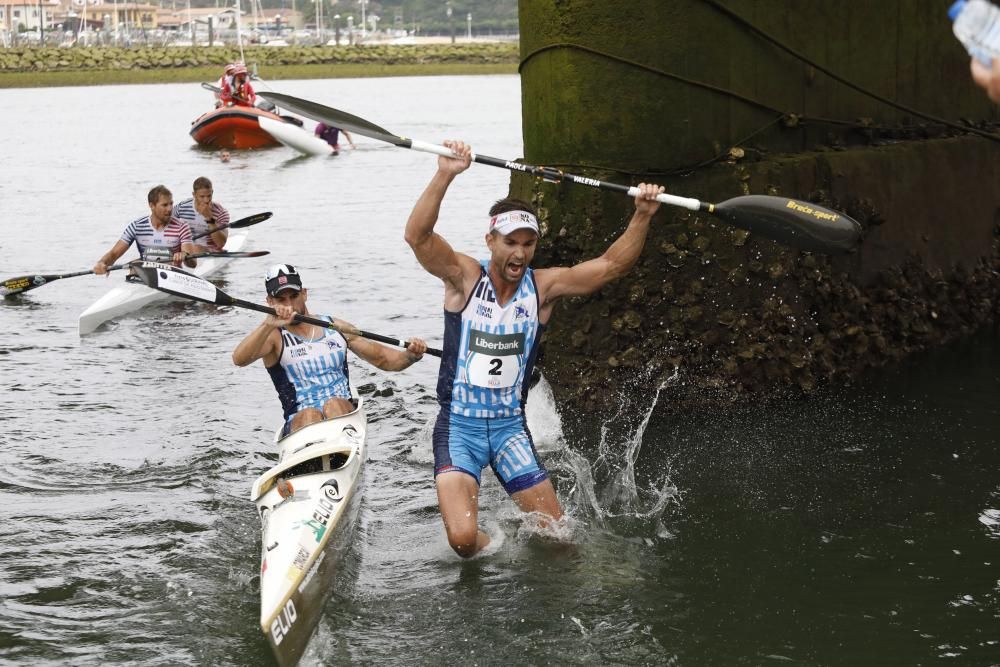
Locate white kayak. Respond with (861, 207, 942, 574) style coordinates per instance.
(78, 230, 247, 335)
(259, 116, 336, 157)
(252, 399, 368, 667)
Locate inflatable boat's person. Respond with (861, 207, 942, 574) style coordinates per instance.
(221, 64, 256, 108)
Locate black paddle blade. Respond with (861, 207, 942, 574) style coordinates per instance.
(133, 264, 225, 306)
(258, 92, 410, 147)
(229, 211, 273, 229)
(1, 274, 55, 297)
(196, 250, 270, 259)
(710, 195, 862, 254)
(190, 211, 271, 242)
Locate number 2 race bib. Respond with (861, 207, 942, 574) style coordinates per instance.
(466, 330, 525, 389)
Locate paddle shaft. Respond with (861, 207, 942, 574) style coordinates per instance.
(103, 251, 263, 272)
(1, 250, 267, 297)
(224, 293, 443, 358)
(253, 92, 862, 254)
(400, 139, 857, 252)
(404, 139, 704, 211)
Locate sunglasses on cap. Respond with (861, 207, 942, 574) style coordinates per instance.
(265, 264, 298, 280)
(264, 264, 304, 296)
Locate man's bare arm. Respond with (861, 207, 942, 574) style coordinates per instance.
(538, 183, 664, 303)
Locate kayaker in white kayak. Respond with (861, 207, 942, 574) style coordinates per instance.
(172, 176, 230, 253)
(232, 264, 429, 437)
(404, 139, 664, 558)
(92, 185, 198, 275)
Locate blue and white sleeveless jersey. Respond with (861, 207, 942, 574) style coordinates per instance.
(265, 316, 351, 420)
(437, 261, 544, 418)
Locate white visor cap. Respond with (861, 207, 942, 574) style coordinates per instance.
(489, 210, 539, 236)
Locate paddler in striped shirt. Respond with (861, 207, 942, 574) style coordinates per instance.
(173, 176, 230, 253)
(92, 185, 198, 275)
(405, 139, 664, 558)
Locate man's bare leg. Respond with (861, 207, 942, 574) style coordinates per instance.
(289, 407, 324, 433)
(322, 397, 356, 418)
(511, 479, 563, 524)
(436, 471, 490, 558)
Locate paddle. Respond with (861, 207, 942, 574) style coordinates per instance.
(1, 211, 271, 298)
(133, 263, 442, 358)
(191, 210, 272, 241)
(258, 91, 862, 255)
(1, 250, 271, 298)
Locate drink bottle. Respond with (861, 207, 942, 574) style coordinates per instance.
(949, 0, 1000, 65)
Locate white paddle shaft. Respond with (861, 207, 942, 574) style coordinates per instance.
(407, 140, 702, 210)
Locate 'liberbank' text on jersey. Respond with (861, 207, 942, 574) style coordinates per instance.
(438, 261, 543, 418)
(266, 315, 351, 420)
(120, 215, 193, 263)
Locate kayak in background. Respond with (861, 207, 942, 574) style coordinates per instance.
(78, 231, 248, 335)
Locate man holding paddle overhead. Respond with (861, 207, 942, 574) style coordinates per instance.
(92, 185, 197, 275)
(232, 264, 429, 437)
(405, 140, 664, 558)
(173, 176, 230, 253)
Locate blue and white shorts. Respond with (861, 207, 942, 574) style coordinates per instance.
(432, 411, 549, 495)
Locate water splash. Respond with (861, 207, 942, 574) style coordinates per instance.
(600, 370, 679, 519)
(525, 373, 566, 452)
(553, 368, 681, 530)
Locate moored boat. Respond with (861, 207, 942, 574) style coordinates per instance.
(252, 400, 368, 667)
(190, 106, 287, 150)
(78, 230, 247, 335)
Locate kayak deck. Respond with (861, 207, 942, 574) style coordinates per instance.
(254, 401, 367, 667)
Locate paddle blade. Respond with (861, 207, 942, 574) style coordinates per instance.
(229, 211, 272, 229)
(195, 250, 270, 259)
(258, 92, 410, 147)
(1, 274, 55, 297)
(133, 264, 226, 306)
(710, 195, 862, 254)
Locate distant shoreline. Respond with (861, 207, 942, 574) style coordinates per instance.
(0, 43, 519, 88)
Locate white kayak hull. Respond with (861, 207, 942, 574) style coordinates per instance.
(259, 116, 336, 157)
(253, 400, 367, 667)
(77, 230, 248, 335)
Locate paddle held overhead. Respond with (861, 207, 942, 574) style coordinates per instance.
(134, 264, 442, 358)
(259, 91, 862, 255)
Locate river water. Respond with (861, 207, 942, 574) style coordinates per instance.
(0, 76, 997, 666)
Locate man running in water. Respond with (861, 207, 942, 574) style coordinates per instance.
(404, 140, 664, 558)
